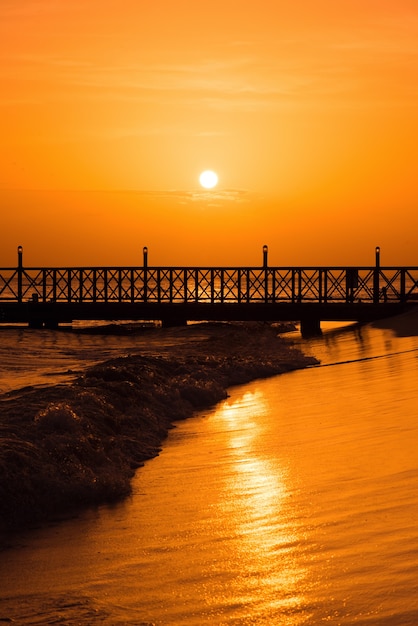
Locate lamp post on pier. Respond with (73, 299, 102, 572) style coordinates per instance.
(263, 244, 269, 303)
(262, 244, 268, 268)
(373, 245, 380, 304)
(17, 245, 23, 304)
(143, 246, 148, 302)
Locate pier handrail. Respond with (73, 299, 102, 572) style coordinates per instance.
(1, 262, 418, 305)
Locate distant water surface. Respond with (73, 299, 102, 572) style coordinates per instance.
(0, 322, 202, 393)
(1, 318, 418, 624)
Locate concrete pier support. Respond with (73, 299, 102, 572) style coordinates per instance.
(28, 319, 44, 329)
(28, 319, 59, 329)
(161, 317, 188, 328)
(300, 318, 322, 338)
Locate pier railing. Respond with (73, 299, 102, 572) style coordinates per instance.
(1, 248, 418, 306)
(0, 247, 417, 332)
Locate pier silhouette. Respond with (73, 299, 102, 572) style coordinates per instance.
(1, 246, 417, 336)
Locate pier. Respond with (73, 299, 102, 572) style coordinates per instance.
(0, 246, 417, 335)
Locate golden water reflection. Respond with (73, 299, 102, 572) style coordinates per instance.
(213, 389, 309, 622)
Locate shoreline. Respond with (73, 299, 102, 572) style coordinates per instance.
(0, 322, 318, 535)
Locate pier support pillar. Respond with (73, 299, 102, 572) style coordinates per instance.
(161, 317, 187, 328)
(28, 319, 44, 329)
(44, 319, 59, 330)
(300, 318, 322, 338)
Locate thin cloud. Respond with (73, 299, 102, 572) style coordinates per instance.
(2, 47, 415, 116)
(124, 188, 252, 205)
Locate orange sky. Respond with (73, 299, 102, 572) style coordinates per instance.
(1, 0, 417, 267)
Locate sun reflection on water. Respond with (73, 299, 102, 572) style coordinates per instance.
(211, 389, 310, 622)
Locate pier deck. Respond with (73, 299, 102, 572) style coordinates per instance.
(1, 247, 417, 335)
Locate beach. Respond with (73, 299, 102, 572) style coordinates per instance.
(0, 322, 317, 533)
(2, 315, 418, 624)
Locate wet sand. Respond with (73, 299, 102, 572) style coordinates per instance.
(0, 322, 317, 534)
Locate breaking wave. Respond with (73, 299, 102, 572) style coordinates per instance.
(0, 322, 316, 532)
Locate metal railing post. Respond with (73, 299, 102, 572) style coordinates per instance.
(79, 269, 83, 303)
(67, 269, 72, 302)
(323, 269, 328, 303)
(220, 268, 225, 303)
(183, 269, 188, 303)
(400, 268, 406, 303)
(237, 268, 242, 304)
(297, 269, 302, 303)
(130, 269, 135, 303)
(194, 269, 199, 303)
(157, 268, 162, 303)
(52, 269, 57, 302)
(93, 269, 97, 303)
(42, 269, 47, 302)
(318, 269, 323, 304)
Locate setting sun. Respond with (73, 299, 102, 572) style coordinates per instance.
(0, 1, 417, 267)
(199, 170, 218, 189)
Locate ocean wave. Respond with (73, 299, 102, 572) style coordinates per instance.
(0, 322, 317, 533)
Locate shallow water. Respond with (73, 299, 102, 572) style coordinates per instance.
(1, 320, 418, 624)
(0, 323, 202, 393)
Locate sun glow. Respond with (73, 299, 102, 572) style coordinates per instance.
(199, 170, 218, 189)
(1, 2, 417, 267)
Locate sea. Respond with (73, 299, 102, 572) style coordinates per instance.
(1, 313, 418, 625)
